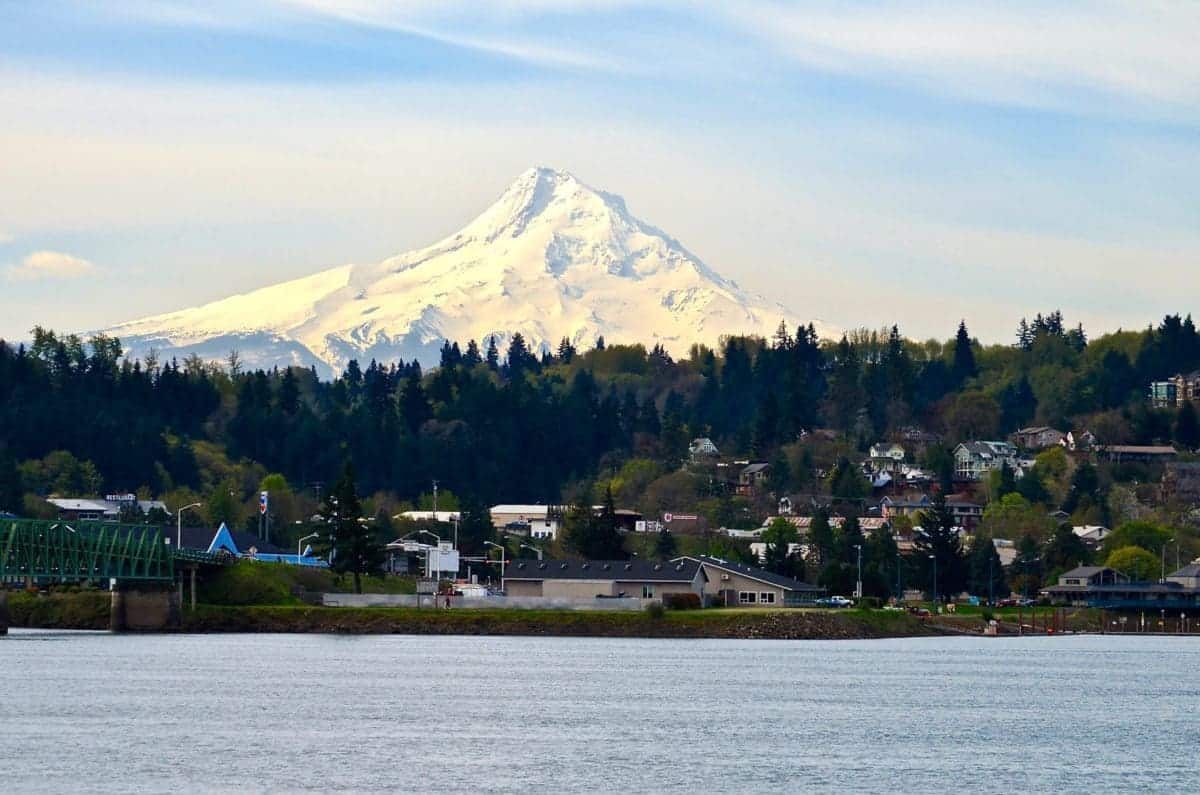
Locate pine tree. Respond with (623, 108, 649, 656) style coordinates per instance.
(915, 491, 966, 600)
(485, 336, 499, 370)
(557, 337, 576, 364)
(321, 462, 384, 594)
(966, 534, 1007, 602)
(951, 320, 977, 384)
(463, 339, 482, 367)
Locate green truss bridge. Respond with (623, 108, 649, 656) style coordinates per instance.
(0, 518, 231, 633)
(0, 518, 225, 584)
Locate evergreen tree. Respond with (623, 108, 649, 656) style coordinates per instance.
(951, 320, 977, 384)
(557, 337, 576, 364)
(456, 493, 495, 554)
(966, 534, 1008, 602)
(321, 462, 385, 594)
(915, 492, 966, 600)
(1175, 401, 1200, 449)
(485, 336, 500, 370)
(806, 509, 836, 567)
(1043, 524, 1091, 575)
(654, 528, 677, 559)
(762, 516, 798, 575)
(563, 487, 625, 560)
(1010, 533, 1044, 596)
(463, 339, 482, 367)
(766, 452, 791, 496)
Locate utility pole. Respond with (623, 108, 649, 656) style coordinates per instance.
(432, 479, 439, 516)
(988, 554, 994, 606)
(896, 550, 902, 602)
(853, 544, 862, 599)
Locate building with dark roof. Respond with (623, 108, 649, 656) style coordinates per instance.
(502, 559, 704, 600)
(1044, 563, 1200, 609)
(677, 555, 824, 607)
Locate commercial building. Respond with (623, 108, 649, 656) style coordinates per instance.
(502, 559, 705, 600)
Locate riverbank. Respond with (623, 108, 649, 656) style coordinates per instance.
(179, 604, 945, 639)
(6, 591, 947, 639)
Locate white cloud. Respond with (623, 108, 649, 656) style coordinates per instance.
(727, 0, 1200, 116)
(6, 251, 97, 282)
(0, 231, 12, 244)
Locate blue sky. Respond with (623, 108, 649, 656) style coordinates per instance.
(2, 1, 1198, 343)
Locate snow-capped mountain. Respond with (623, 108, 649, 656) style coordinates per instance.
(102, 167, 835, 376)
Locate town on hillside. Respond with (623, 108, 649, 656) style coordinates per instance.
(4, 312, 1200, 619)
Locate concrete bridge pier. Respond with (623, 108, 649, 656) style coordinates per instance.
(110, 587, 181, 632)
(0, 590, 8, 635)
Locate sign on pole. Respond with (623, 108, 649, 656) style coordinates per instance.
(259, 491, 269, 515)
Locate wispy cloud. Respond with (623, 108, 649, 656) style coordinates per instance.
(727, 1, 1200, 116)
(7, 251, 97, 282)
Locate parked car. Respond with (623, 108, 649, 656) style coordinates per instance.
(816, 595, 853, 608)
(996, 598, 1018, 608)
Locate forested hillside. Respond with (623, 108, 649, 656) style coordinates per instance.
(1, 314, 1198, 556)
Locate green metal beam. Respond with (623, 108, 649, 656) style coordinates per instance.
(0, 518, 227, 584)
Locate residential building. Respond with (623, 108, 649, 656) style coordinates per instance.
(1149, 372, 1200, 408)
(880, 493, 932, 519)
(1072, 525, 1111, 548)
(953, 441, 1019, 481)
(688, 437, 719, 460)
(1097, 445, 1177, 464)
(737, 462, 771, 495)
(868, 443, 906, 462)
(1011, 426, 1065, 450)
(502, 559, 705, 600)
(678, 555, 824, 606)
(945, 494, 984, 530)
(1060, 429, 1098, 452)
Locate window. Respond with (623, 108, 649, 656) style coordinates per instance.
(739, 591, 757, 604)
(642, 585, 655, 598)
(760, 592, 776, 604)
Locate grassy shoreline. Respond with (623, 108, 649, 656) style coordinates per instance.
(7, 591, 944, 639)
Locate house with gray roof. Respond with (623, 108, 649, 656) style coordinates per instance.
(676, 555, 824, 607)
(953, 441, 1019, 481)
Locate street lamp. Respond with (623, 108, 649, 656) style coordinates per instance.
(297, 532, 320, 562)
(929, 553, 938, 606)
(175, 502, 202, 549)
(853, 544, 863, 599)
(519, 543, 543, 560)
(484, 540, 506, 591)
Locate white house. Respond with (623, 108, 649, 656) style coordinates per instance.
(689, 437, 719, 459)
(868, 443, 906, 462)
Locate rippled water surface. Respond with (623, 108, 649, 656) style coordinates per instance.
(1, 630, 1197, 792)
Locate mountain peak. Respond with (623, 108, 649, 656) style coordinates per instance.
(101, 170, 836, 374)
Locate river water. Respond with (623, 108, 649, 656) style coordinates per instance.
(1, 630, 1197, 793)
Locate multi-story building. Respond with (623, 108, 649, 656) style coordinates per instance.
(953, 441, 1019, 481)
(1149, 372, 1200, 408)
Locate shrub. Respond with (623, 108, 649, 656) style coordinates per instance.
(662, 593, 701, 610)
(980, 608, 995, 623)
(645, 601, 666, 619)
(858, 596, 882, 609)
